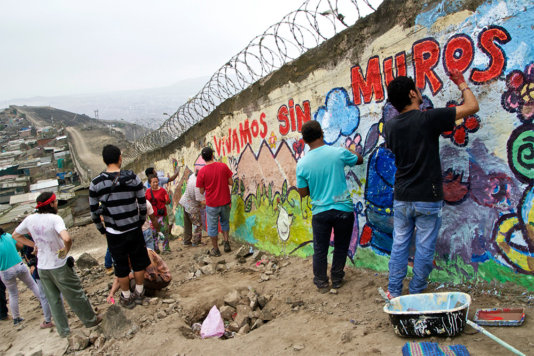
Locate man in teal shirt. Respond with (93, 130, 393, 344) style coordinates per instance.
(297, 120, 363, 291)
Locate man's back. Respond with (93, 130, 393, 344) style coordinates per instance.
(89, 170, 146, 233)
(384, 107, 455, 202)
(296, 145, 359, 215)
(196, 162, 232, 207)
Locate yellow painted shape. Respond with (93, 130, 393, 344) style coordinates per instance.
(494, 216, 533, 272)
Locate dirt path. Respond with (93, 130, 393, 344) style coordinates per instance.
(16, 107, 48, 128)
(65, 126, 105, 176)
(1, 225, 533, 356)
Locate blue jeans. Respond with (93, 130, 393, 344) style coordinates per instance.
(388, 200, 443, 297)
(143, 228, 155, 250)
(311, 209, 354, 288)
(104, 248, 113, 269)
(205, 204, 231, 237)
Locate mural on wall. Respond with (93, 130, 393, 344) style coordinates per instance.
(492, 63, 534, 274)
(152, 0, 534, 290)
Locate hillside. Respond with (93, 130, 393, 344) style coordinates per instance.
(10, 105, 150, 142)
(1, 77, 208, 129)
(1, 106, 145, 179)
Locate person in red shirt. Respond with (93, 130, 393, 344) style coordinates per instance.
(145, 175, 171, 253)
(196, 147, 233, 257)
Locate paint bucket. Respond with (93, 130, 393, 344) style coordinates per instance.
(383, 292, 471, 337)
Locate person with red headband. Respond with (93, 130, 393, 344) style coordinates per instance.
(13, 192, 101, 337)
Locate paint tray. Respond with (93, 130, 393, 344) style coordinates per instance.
(473, 308, 525, 326)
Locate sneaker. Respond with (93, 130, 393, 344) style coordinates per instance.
(133, 289, 145, 305)
(183, 241, 192, 246)
(332, 280, 344, 289)
(105, 267, 114, 275)
(316, 281, 330, 293)
(13, 317, 24, 325)
(208, 248, 222, 257)
(40, 321, 54, 329)
(119, 294, 136, 309)
(223, 241, 231, 253)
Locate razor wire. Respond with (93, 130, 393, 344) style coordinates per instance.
(133, 0, 381, 154)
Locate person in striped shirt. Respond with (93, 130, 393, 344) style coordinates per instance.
(89, 145, 151, 309)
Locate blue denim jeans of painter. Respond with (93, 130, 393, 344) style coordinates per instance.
(311, 209, 354, 288)
(388, 200, 443, 297)
(104, 248, 113, 269)
(143, 228, 155, 250)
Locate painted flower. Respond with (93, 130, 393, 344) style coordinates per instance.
(344, 133, 363, 155)
(501, 63, 534, 124)
(442, 100, 480, 147)
(292, 139, 305, 160)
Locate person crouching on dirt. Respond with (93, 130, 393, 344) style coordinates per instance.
(12, 192, 101, 337)
(146, 174, 171, 253)
(0, 228, 50, 327)
(107, 248, 171, 304)
(179, 168, 206, 247)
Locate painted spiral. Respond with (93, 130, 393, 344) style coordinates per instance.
(507, 124, 534, 183)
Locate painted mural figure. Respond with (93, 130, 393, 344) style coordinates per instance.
(384, 71, 479, 298)
(196, 147, 234, 257)
(296, 120, 363, 292)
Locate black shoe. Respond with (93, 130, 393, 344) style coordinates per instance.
(208, 248, 222, 257)
(133, 289, 145, 305)
(13, 317, 24, 325)
(119, 294, 136, 309)
(223, 241, 231, 253)
(332, 280, 344, 289)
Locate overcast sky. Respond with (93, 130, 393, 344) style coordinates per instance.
(0, 0, 310, 101)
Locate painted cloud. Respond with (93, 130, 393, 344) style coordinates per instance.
(314, 87, 360, 144)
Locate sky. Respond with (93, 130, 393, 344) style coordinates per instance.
(0, 0, 310, 101)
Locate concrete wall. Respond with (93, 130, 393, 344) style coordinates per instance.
(129, 0, 534, 290)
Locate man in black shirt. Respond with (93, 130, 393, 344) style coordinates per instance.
(384, 70, 479, 298)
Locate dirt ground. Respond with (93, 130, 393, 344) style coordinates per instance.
(1, 224, 533, 356)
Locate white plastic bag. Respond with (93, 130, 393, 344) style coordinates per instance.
(200, 305, 225, 339)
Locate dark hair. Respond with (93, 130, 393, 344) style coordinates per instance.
(102, 145, 121, 165)
(386, 76, 416, 112)
(36, 192, 56, 214)
(147, 174, 158, 184)
(145, 167, 155, 177)
(201, 147, 213, 161)
(301, 120, 323, 144)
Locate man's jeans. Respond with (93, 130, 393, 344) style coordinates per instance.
(311, 209, 354, 287)
(388, 200, 443, 297)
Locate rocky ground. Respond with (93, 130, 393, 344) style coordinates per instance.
(1, 224, 533, 356)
